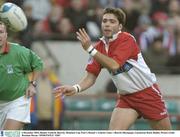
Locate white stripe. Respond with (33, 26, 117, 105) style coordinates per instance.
(152, 85, 165, 103)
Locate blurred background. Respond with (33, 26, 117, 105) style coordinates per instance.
(1, 0, 180, 130)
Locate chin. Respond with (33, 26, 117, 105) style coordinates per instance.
(105, 35, 113, 39)
(103, 33, 111, 38)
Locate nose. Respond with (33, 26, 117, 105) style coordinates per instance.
(104, 21, 111, 26)
(104, 24, 111, 30)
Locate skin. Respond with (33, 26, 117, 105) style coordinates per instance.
(0, 24, 7, 50)
(53, 13, 172, 130)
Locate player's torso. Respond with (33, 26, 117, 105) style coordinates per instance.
(0, 44, 29, 101)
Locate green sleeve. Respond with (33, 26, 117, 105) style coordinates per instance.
(18, 47, 43, 73)
(29, 50, 44, 71)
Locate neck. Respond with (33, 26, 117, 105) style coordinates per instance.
(104, 37, 109, 43)
(0, 42, 7, 53)
(0, 44, 2, 52)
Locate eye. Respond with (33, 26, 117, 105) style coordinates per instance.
(102, 19, 107, 23)
(110, 19, 116, 24)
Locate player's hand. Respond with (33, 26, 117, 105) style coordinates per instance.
(25, 84, 36, 98)
(76, 28, 91, 51)
(53, 85, 76, 98)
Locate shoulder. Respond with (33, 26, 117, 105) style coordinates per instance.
(93, 40, 103, 49)
(9, 42, 31, 57)
(9, 42, 21, 47)
(9, 42, 29, 51)
(118, 32, 136, 42)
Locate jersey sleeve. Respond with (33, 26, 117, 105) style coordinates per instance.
(18, 46, 43, 73)
(85, 43, 102, 76)
(111, 35, 139, 66)
(86, 56, 101, 76)
(29, 50, 44, 71)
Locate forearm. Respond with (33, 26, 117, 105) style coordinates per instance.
(29, 71, 41, 81)
(92, 51, 120, 71)
(77, 72, 97, 92)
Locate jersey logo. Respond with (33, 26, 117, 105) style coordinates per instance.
(110, 62, 133, 75)
(7, 65, 14, 74)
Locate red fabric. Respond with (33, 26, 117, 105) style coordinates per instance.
(115, 84, 169, 120)
(2, 42, 9, 54)
(86, 32, 140, 76)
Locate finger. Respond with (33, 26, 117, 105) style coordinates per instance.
(55, 93, 62, 98)
(76, 32, 83, 41)
(61, 87, 69, 94)
(55, 93, 65, 99)
(76, 35, 82, 42)
(79, 28, 87, 40)
(53, 86, 62, 91)
(65, 92, 75, 96)
(55, 94, 60, 98)
(76, 29, 86, 42)
(82, 28, 90, 39)
(53, 87, 64, 94)
(53, 87, 67, 97)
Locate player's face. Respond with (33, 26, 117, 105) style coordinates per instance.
(101, 13, 121, 38)
(0, 24, 7, 47)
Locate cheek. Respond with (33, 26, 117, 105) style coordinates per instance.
(101, 23, 105, 29)
(1, 34, 7, 41)
(112, 26, 120, 32)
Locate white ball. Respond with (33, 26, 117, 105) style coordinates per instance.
(0, 3, 28, 32)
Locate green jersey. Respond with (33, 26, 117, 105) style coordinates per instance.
(0, 42, 43, 101)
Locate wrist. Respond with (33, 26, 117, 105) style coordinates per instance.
(73, 84, 82, 93)
(86, 45, 97, 56)
(30, 81, 37, 87)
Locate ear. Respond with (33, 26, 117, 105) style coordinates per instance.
(119, 24, 122, 30)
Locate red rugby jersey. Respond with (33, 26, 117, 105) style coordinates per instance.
(86, 32, 157, 94)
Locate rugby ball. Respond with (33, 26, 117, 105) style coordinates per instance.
(0, 2, 27, 32)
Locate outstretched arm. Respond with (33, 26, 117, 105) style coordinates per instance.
(53, 72, 97, 97)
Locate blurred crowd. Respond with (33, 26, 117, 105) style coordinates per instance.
(2, 0, 180, 74)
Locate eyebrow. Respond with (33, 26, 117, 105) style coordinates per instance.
(103, 18, 118, 22)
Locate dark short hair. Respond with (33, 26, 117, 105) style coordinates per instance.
(103, 7, 126, 26)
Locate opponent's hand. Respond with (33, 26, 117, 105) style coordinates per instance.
(76, 28, 91, 51)
(53, 85, 76, 98)
(25, 84, 36, 98)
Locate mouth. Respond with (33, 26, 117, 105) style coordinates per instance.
(104, 29, 111, 33)
(103, 29, 112, 35)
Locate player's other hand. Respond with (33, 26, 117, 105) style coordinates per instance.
(25, 84, 36, 98)
(76, 28, 91, 51)
(53, 85, 76, 98)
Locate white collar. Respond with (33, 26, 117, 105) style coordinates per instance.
(100, 31, 121, 44)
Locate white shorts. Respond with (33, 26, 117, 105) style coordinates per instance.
(0, 96, 31, 129)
